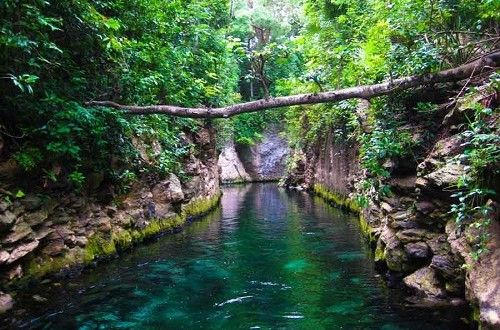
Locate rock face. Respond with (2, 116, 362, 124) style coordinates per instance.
(312, 130, 359, 195)
(218, 126, 289, 183)
(448, 219, 500, 328)
(0, 125, 220, 301)
(218, 141, 252, 183)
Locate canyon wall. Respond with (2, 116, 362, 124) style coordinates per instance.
(219, 126, 289, 183)
(285, 102, 499, 328)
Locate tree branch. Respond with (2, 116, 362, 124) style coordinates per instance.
(86, 50, 500, 118)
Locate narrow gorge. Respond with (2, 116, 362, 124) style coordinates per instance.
(1, 0, 499, 329)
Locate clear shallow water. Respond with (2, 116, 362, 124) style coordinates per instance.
(5, 184, 470, 329)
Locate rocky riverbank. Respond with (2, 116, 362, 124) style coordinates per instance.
(0, 126, 221, 315)
(284, 93, 499, 328)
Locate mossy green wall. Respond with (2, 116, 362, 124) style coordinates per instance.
(24, 192, 222, 282)
(313, 184, 376, 244)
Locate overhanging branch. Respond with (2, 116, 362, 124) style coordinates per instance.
(86, 50, 499, 118)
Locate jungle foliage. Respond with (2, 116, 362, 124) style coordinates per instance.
(1, 0, 499, 202)
(280, 0, 498, 197)
(283, 0, 499, 149)
(1, 0, 239, 191)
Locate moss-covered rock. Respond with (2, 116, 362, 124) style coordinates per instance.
(313, 184, 362, 213)
(403, 267, 446, 299)
(313, 184, 381, 246)
(22, 192, 222, 283)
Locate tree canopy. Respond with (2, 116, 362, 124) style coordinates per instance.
(1, 0, 498, 191)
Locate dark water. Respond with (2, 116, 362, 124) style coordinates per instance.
(6, 184, 470, 329)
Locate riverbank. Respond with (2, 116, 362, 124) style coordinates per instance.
(0, 126, 221, 315)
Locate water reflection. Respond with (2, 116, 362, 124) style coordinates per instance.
(3, 184, 469, 329)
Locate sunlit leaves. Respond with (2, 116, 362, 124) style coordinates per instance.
(6, 74, 39, 94)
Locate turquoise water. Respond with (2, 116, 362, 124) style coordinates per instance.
(6, 184, 469, 329)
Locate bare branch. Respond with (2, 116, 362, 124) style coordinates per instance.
(86, 50, 500, 118)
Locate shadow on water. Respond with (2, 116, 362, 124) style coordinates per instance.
(3, 183, 471, 329)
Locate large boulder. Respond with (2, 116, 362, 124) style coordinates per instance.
(380, 227, 408, 272)
(417, 134, 465, 175)
(0, 250, 9, 265)
(396, 228, 432, 243)
(42, 239, 67, 256)
(2, 223, 33, 244)
(416, 163, 466, 199)
(24, 209, 49, 226)
(7, 240, 39, 264)
(403, 266, 446, 299)
(218, 141, 251, 183)
(405, 242, 431, 261)
(424, 163, 466, 188)
(152, 174, 184, 204)
(0, 210, 16, 232)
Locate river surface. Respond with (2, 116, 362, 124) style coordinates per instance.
(5, 184, 470, 329)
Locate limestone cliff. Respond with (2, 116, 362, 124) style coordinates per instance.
(219, 126, 289, 183)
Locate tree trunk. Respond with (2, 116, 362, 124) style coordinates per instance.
(86, 51, 499, 118)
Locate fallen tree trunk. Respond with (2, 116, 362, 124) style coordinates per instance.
(87, 51, 499, 118)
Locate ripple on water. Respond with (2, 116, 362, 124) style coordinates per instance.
(191, 259, 230, 279)
(328, 271, 342, 281)
(249, 280, 292, 290)
(215, 295, 253, 307)
(282, 312, 304, 319)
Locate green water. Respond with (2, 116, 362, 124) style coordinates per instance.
(6, 184, 469, 329)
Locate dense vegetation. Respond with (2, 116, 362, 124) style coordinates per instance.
(1, 0, 498, 228)
(279, 0, 499, 258)
(1, 0, 239, 192)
